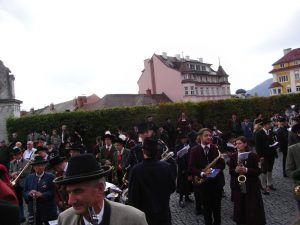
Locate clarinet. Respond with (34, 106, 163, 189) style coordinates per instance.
(87, 206, 98, 225)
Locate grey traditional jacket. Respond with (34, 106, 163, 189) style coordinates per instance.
(58, 200, 148, 225)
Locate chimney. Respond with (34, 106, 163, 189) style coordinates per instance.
(185, 55, 190, 61)
(198, 58, 203, 63)
(175, 54, 181, 61)
(146, 88, 152, 95)
(162, 52, 168, 59)
(283, 48, 292, 55)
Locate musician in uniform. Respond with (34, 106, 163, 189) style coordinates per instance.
(176, 132, 193, 208)
(128, 138, 176, 225)
(48, 155, 70, 212)
(23, 155, 57, 225)
(9, 147, 31, 222)
(255, 118, 278, 194)
(286, 123, 300, 210)
(229, 136, 266, 225)
(54, 153, 148, 225)
(98, 132, 116, 183)
(112, 137, 130, 187)
(189, 128, 225, 225)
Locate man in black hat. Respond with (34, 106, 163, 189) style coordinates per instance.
(286, 123, 300, 210)
(288, 115, 300, 146)
(128, 138, 176, 225)
(23, 155, 57, 225)
(68, 144, 84, 158)
(98, 132, 116, 183)
(9, 148, 31, 222)
(35, 146, 50, 161)
(276, 117, 289, 177)
(255, 118, 278, 194)
(48, 155, 69, 212)
(54, 154, 148, 225)
(112, 137, 130, 187)
(125, 123, 149, 170)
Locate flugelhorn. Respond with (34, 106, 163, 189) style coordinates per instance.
(11, 159, 31, 186)
(294, 185, 300, 197)
(237, 174, 247, 193)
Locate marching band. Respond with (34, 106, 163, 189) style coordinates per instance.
(0, 110, 300, 225)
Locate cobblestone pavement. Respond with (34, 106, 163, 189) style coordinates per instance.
(170, 152, 298, 225)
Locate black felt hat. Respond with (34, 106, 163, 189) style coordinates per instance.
(68, 144, 84, 153)
(30, 155, 48, 166)
(11, 148, 22, 155)
(278, 117, 287, 122)
(292, 115, 300, 121)
(137, 123, 148, 134)
(261, 118, 271, 125)
(53, 154, 112, 185)
(254, 118, 263, 125)
(114, 137, 125, 145)
(35, 146, 48, 153)
(178, 132, 188, 139)
(48, 155, 66, 169)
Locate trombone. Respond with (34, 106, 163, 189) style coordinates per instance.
(11, 160, 32, 186)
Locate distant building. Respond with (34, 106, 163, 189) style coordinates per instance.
(137, 53, 231, 102)
(269, 48, 300, 95)
(35, 93, 171, 114)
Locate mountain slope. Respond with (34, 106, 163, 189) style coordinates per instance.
(247, 78, 272, 96)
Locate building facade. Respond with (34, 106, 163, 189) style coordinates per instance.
(137, 53, 231, 102)
(269, 48, 300, 96)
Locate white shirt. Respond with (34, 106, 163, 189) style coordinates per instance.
(83, 201, 104, 225)
(23, 148, 37, 160)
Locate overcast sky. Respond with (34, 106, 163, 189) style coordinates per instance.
(1, 0, 300, 111)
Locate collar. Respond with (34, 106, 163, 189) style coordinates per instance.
(201, 144, 210, 149)
(35, 172, 45, 178)
(83, 200, 104, 225)
(106, 145, 112, 150)
(263, 128, 270, 134)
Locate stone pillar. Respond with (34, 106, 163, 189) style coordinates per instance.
(0, 100, 22, 142)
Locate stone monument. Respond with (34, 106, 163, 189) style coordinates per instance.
(0, 60, 22, 141)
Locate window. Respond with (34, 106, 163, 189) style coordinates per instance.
(200, 87, 203, 95)
(280, 63, 285, 68)
(189, 64, 195, 70)
(195, 87, 198, 95)
(272, 89, 277, 95)
(278, 88, 281, 94)
(201, 65, 206, 71)
(296, 86, 300, 92)
(295, 70, 299, 80)
(227, 87, 230, 94)
(294, 60, 299, 65)
(287, 87, 292, 93)
(184, 87, 188, 95)
(206, 88, 209, 95)
(190, 86, 194, 95)
(279, 75, 288, 82)
(196, 65, 201, 71)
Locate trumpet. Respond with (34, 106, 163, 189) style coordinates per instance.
(11, 160, 31, 186)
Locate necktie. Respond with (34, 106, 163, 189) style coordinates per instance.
(16, 161, 19, 170)
(204, 146, 209, 156)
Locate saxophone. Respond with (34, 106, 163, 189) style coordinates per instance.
(194, 150, 222, 185)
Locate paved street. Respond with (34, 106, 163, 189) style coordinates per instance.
(170, 152, 298, 225)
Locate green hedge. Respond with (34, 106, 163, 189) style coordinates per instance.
(6, 93, 300, 148)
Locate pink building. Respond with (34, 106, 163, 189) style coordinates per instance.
(138, 53, 231, 102)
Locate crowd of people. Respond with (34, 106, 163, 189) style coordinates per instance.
(0, 107, 300, 225)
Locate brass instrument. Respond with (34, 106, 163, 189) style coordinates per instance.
(28, 192, 37, 225)
(237, 174, 247, 193)
(159, 139, 175, 161)
(194, 150, 222, 185)
(294, 185, 300, 197)
(11, 160, 31, 186)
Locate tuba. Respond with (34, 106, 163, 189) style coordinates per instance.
(159, 139, 174, 161)
(194, 150, 222, 185)
(11, 159, 32, 186)
(294, 185, 300, 197)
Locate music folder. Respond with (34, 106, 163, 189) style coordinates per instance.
(207, 168, 221, 178)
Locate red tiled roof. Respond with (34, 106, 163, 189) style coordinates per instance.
(269, 64, 300, 73)
(272, 48, 300, 66)
(268, 82, 283, 89)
